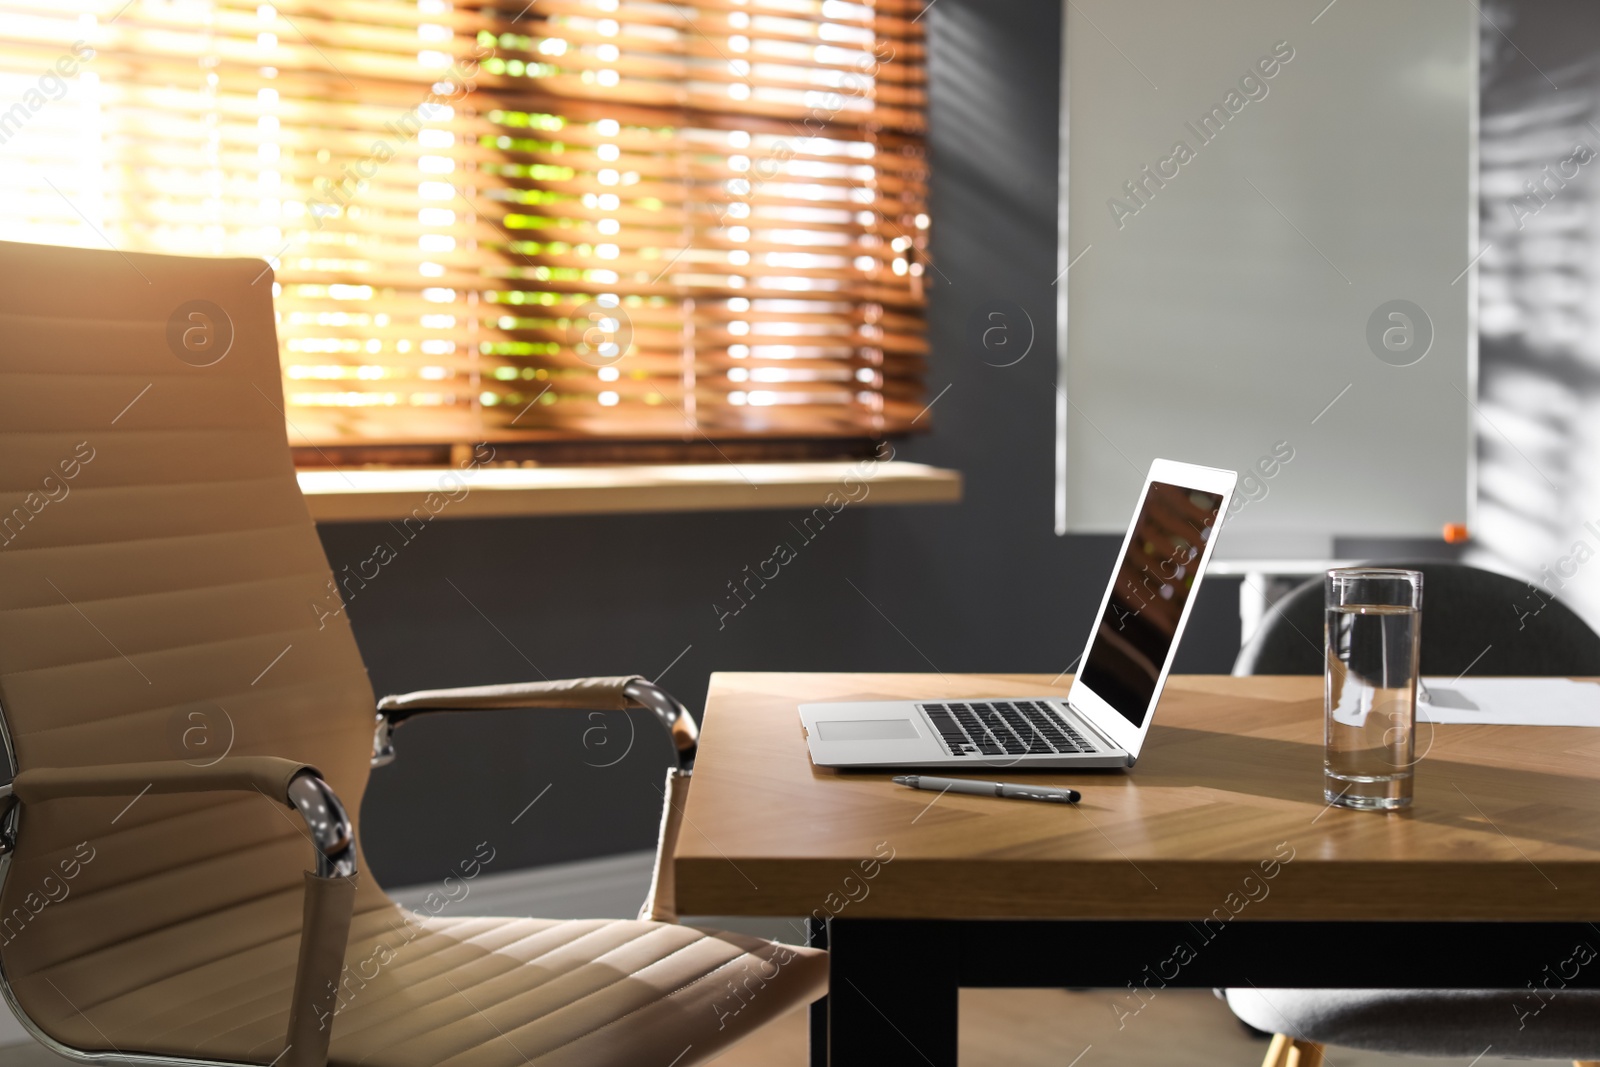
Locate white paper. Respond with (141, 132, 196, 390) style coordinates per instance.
(1416, 677, 1600, 726)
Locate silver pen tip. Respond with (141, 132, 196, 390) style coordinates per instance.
(891, 775, 914, 785)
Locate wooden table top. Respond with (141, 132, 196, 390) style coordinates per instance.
(673, 673, 1600, 921)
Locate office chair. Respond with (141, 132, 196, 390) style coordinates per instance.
(0, 239, 825, 1066)
(1228, 560, 1600, 1067)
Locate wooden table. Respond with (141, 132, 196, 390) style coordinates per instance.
(673, 673, 1600, 1065)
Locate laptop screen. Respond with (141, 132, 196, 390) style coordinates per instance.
(1077, 480, 1225, 728)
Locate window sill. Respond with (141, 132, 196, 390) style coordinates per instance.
(297, 461, 962, 522)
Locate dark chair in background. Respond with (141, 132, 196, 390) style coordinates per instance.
(1228, 559, 1600, 1067)
(1233, 560, 1600, 677)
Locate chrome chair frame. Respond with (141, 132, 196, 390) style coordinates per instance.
(0, 677, 695, 1067)
(0, 700, 358, 1067)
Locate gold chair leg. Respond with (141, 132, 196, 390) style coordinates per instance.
(1261, 1035, 1292, 1067)
(1261, 1035, 1326, 1067)
(1294, 1042, 1325, 1067)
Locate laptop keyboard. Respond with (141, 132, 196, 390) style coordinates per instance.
(919, 701, 1099, 757)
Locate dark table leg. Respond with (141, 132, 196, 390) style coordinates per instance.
(819, 917, 1600, 1065)
(828, 919, 958, 1067)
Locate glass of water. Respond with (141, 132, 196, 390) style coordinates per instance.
(1324, 568, 1423, 811)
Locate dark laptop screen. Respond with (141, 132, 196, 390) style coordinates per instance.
(1078, 481, 1224, 728)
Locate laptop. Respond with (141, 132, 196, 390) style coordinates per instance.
(799, 458, 1238, 769)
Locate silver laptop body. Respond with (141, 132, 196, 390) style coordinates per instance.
(799, 459, 1238, 770)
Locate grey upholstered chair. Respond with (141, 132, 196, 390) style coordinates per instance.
(1228, 988, 1600, 1066)
(1233, 560, 1600, 677)
(1228, 561, 1600, 1067)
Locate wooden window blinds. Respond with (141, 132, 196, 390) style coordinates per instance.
(0, 0, 929, 460)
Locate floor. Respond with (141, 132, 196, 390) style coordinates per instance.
(0, 989, 1571, 1065)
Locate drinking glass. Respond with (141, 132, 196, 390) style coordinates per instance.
(1324, 568, 1423, 810)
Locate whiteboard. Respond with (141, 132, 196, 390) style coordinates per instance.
(1057, 0, 1476, 555)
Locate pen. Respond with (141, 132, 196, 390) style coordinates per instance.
(892, 775, 1080, 804)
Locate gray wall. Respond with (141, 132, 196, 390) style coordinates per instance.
(1466, 0, 1600, 628)
(325, 0, 1247, 891)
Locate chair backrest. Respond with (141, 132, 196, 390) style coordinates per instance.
(0, 241, 383, 1037)
(1234, 560, 1600, 676)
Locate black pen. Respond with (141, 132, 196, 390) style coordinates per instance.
(893, 775, 1080, 804)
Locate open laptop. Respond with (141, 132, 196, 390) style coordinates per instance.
(800, 458, 1238, 769)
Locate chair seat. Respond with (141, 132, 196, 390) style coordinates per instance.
(18, 896, 826, 1067)
(1225, 988, 1600, 1059)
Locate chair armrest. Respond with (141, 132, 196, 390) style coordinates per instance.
(7, 758, 356, 1066)
(373, 676, 698, 771)
(11, 757, 356, 877)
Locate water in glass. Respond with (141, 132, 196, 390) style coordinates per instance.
(1325, 601, 1418, 810)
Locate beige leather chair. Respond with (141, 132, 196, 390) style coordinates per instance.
(0, 239, 825, 1066)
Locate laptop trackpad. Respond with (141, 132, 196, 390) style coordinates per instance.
(814, 718, 920, 741)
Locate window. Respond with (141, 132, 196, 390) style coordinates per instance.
(0, 0, 929, 464)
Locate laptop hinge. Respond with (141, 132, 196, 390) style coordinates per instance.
(1061, 701, 1123, 754)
